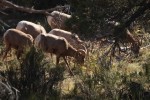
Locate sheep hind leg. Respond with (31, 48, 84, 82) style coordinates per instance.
(2, 45, 11, 61)
(16, 48, 23, 60)
(56, 56, 60, 66)
(63, 57, 74, 76)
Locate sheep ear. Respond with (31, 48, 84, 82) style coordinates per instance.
(74, 34, 78, 38)
(78, 49, 86, 56)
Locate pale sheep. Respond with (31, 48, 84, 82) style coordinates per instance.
(48, 28, 87, 53)
(34, 34, 86, 75)
(47, 11, 71, 30)
(3, 28, 34, 60)
(16, 20, 46, 39)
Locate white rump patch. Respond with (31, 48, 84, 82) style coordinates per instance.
(16, 21, 25, 30)
(47, 16, 53, 26)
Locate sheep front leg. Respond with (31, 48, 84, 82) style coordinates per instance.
(16, 47, 23, 60)
(56, 56, 60, 66)
(63, 57, 74, 76)
(3, 45, 11, 61)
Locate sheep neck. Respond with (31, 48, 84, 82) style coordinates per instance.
(65, 46, 78, 58)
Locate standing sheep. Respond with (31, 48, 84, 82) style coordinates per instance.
(16, 20, 46, 39)
(49, 28, 87, 53)
(3, 28, 34, 60)
(34, 34, 86, 75)
(47, 11, 71, 30)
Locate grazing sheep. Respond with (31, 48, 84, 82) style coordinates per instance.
(47, 11, 71, 30)
(110, 21, 141, 56)
(16, 20, 46, 39)
(3, 28, 34, 60)
(34, 34, 86, 75)
(119, 29, 141, 55)
(113, 28, 141, 56)
(48, 28, 87, 53)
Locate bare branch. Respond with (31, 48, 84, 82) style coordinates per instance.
(0, 0, 67, 16)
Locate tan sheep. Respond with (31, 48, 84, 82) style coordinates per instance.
(16, 20, 46, 39)
(34, 34, 86, 75)
(3, 28, 34, 60)
(48, 28, 87, 53)
(47, 11, 71, 30)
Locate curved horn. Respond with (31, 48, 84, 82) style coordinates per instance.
(79, 44, 87, 54)
(78, 49, 86, 56)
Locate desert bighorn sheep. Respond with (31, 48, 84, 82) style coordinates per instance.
(47, 11, 71, 30)
(16, 20, 46, 39)
(3, 29, 34, 60)
(34, 34, 86, 75)
(48, 28, 87, 52)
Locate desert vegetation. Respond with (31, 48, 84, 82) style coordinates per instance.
(0, 0, 150, 100)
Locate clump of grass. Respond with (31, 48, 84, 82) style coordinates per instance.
(0, 46, 67, 99)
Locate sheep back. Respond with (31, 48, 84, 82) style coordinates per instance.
(3, 29, 34, 49)
(35, 34, 68, 56)
(16, 20, 46, 39)
(49, 29, 83, 49)
(47, 11, 71, 30)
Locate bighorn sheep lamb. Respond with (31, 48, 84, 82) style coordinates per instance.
(48, 29, 87, 53)
(34, 34, 86, 75)
(3, 29, 34, 60)
(47, 11, 71, 30)
(16, 20, 46, 39)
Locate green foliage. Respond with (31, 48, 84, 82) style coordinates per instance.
(19, 47, 46, 93)
(67, 0, 108, 36)
(66, 0, 150, 37)
(0, 47, 66, 99)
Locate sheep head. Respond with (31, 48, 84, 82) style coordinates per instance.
(75, 49, 86, 64)
(71, 34, 83, 44)
(130, 36, 142, 56)
(131, 41, 141, 56)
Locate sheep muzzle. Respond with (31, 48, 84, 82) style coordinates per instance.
(75, 49, 86, 64)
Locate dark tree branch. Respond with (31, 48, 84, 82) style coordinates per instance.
(0, 0, 67, 16)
